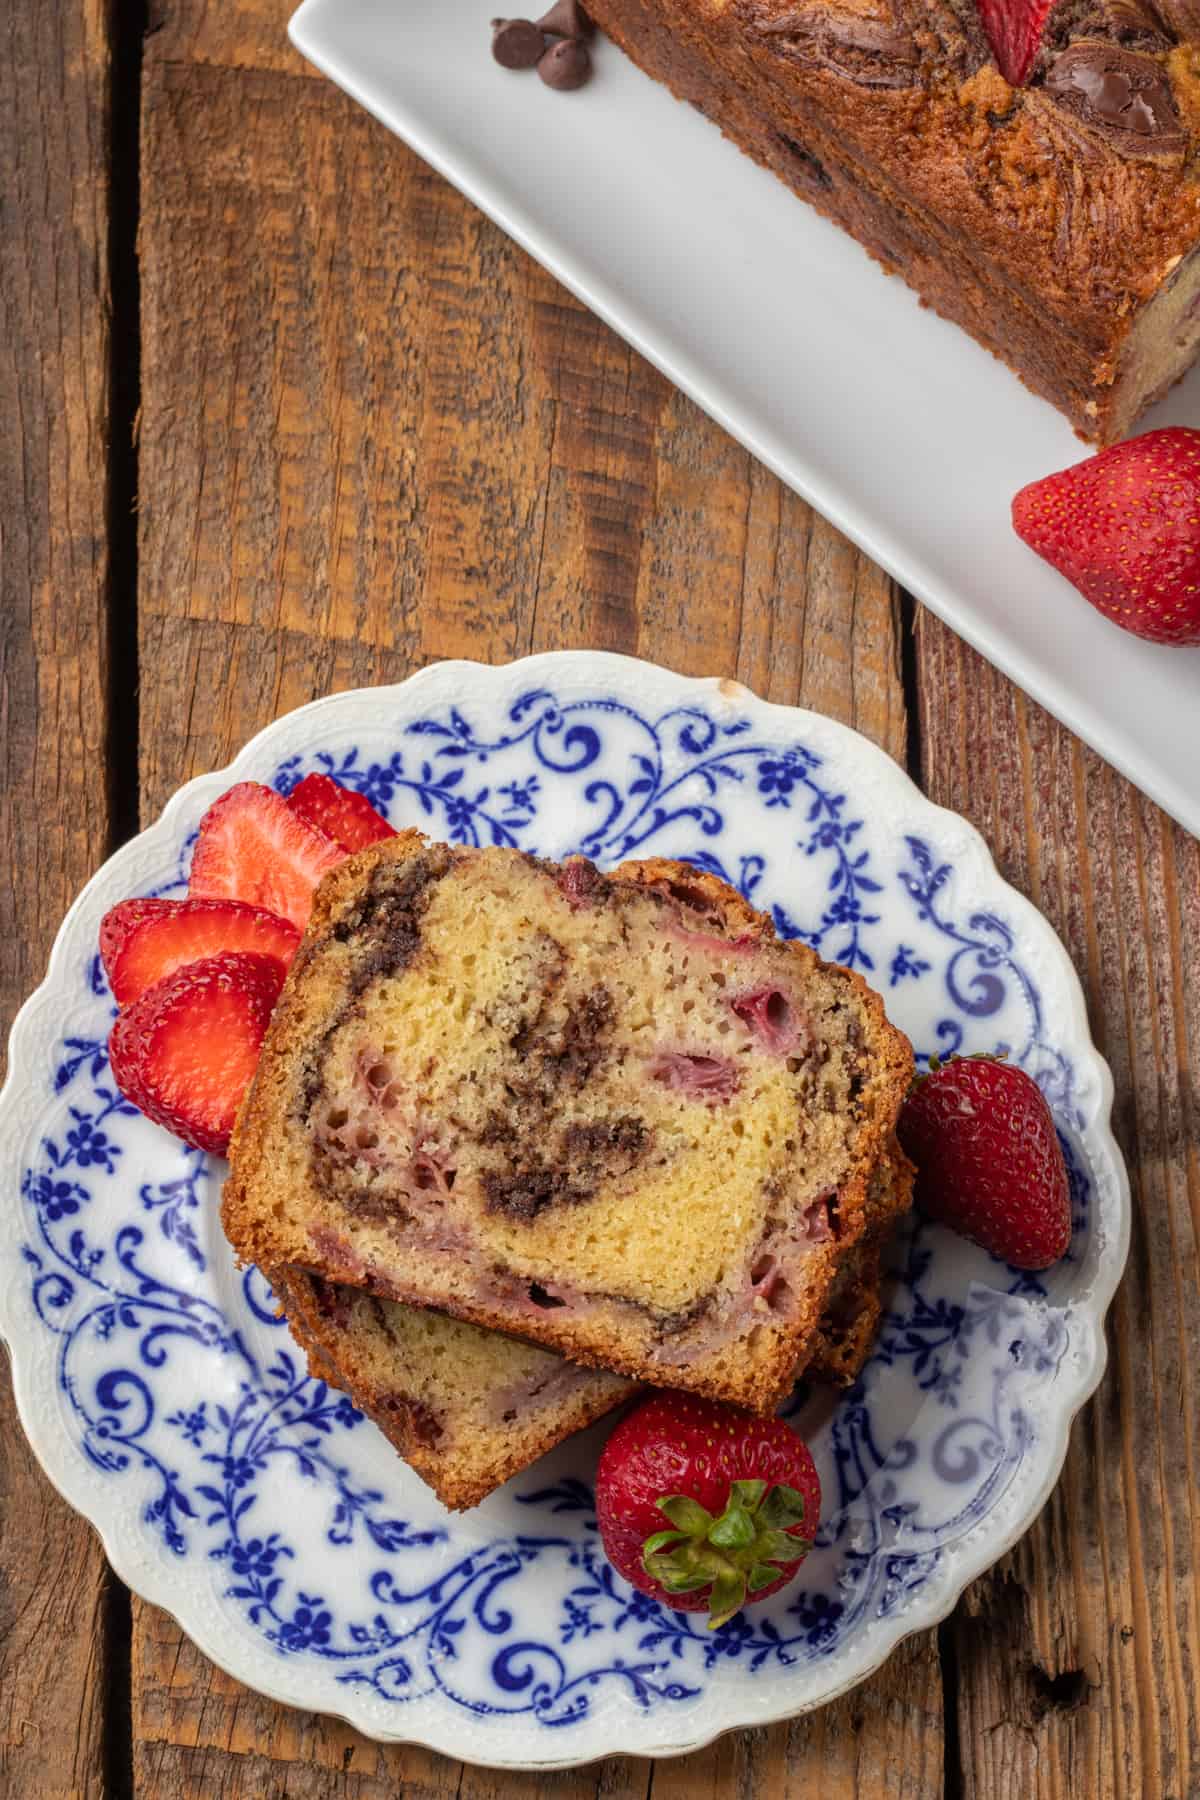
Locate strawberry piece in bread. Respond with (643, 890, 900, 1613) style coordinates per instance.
(972, 0, 1055, 86)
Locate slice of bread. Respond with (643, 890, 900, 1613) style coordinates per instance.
(269, 1264, 633, 1509)
(224, 834, 913, 1413)
(266, 1143, 912, 1510)
(806, 1141, 914, 1385)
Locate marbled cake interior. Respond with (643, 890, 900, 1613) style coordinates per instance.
(269, 1145, 911, 1509)
(225, 837, 912, 1412)
(307, 851, 856, 1316)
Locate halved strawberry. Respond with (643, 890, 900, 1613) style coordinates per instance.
(108, 951, 285, 1155)
(100, 897, 301, 1006)
(288, 772, 396, 853)
(974, 0, 1056, 86)
(189, 782, 344, 931)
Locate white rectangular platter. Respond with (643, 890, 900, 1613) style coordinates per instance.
(290, 0, 1200, 837)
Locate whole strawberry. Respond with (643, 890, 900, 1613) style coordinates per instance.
(898, 1056, 1070, 1270)
(595, 1393, 820, 1629)
(1012, 428, 1200, 646)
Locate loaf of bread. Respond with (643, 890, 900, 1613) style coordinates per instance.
(224, 835, 912, 1413)
(583, 0, 1200, 443)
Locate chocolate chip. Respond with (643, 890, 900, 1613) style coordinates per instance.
(491, 17, 545, 68)
(528, 1281, 567, 1308)
(1044, 42, 1185, 157)
(537, 36, 592, 88)
(377, 1392, 444, 1447)
(774, 132, 833, 190)
(536, 0, 594, 38)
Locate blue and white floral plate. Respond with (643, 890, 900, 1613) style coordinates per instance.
(0, 652, 1128, 1768)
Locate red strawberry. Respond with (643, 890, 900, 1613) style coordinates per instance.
(1013, 428, 1200, 646)
(897, 1056, 1071, 1270)
(100, 897, 300, 1006)
(973, 0, 1055, 86)
(288, 773, 396, 854)
(189, 782, 344, 931)
(108, 951, 285, 1155)
(595, 1393, 820, 1629)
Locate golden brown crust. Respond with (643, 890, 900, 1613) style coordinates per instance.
(226, 828, 430, 1185)
(806, 1139, 914, 1384)
(583, 0, 1200, 442)
(224, 833, 914, 1417)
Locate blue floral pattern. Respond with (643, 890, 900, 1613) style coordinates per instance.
(3, 665, 1124, 1758)
(273, 695, 885, 968)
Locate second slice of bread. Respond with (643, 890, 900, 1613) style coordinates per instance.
(269, 1264, 634, 1509)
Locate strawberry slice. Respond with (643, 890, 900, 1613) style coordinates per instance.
(189, 782, 344, 931)
(973, 0, 1056, 86)
(108, 951, 285, 1155)
(287, 772, 396, 853)
(100, 897, 301, 1006)
(729, 985, 810, 1057)
(648, 1051, 739, 1103)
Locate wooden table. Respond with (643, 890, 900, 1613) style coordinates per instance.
(3, 3, 1197, 1795)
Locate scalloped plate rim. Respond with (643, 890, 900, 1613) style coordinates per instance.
(0, 650, 1131, 1768)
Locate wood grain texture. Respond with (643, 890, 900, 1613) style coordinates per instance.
(0, 2, 117, 1796)
(916, 610, 1200, 1800)
(134, 10, 939, 1794)
(146, 0, 308, 75)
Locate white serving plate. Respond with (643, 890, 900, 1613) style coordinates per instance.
(288, 0, 1200, 838)
(0, 654, 1129, 1766)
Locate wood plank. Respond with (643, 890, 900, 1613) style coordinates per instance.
(916, 610, 1200, 1800)
(0, 2, 119, 1796)
(134, 17, 939, 1797)
(147, 0, 308, 75)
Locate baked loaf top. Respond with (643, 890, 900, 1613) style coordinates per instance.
(224, 835, 913, 1413)
(638, 0, 1200, 341)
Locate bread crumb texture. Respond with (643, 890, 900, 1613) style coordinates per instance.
(224, 838, 912, 1411)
